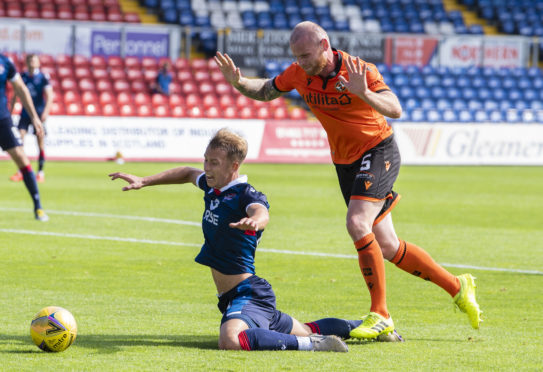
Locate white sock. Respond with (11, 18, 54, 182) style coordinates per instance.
(296, 336, 313, 351)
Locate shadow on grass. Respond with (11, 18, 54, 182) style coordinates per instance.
(0, 334, 218, 354)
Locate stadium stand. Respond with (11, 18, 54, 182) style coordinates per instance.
(3, 52, 297, 119)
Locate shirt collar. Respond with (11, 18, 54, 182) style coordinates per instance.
(209, 175, 248, 195)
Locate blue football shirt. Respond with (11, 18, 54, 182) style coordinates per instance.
(195, 174, 269, 275)
(20, 70, 50, 118)
(0, 54, 17, 120)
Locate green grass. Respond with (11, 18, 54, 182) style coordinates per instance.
(1, 161, 542, 371)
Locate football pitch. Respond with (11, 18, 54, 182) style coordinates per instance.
(1, 160, 542, 371)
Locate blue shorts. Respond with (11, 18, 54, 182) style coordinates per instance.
(0, 116, 22, 151)
(218, 275, 293, 333)
(18, 112, 46, 135)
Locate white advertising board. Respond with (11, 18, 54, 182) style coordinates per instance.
(0, 19, 73, 55)
(393, 123, 543, 165)
(6, 117, 265, 162)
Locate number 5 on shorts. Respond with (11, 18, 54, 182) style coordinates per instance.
(359, 154, 371, 171)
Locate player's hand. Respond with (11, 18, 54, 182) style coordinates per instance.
(338, 56, 369, 99)
(40, 112, 49, 123)
(109, 172, 144, 191)
(214, 52, 242, 86)
(32, 117, 44, 138)
(229, 217, 259, 231)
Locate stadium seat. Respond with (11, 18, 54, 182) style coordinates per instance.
(66, 102, 83, 115)
(154, 105, 171, 117)
(171, 106, 187, 117)
(84, 103, 101, 116)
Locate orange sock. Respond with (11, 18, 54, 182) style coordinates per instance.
(354, 233, 388, 318)
(391, 240, 460, 297)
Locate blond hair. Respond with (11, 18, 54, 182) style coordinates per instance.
(207, 128, 248, 163)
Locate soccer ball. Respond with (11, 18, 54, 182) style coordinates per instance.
(30, 306, 77, 352)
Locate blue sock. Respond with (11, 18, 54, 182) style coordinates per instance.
(239, 329, 299, 351)
(305, 318, 362, 339)
(20, 165, 42, 210)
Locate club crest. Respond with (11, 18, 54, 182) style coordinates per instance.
(335, 81, 346, 92)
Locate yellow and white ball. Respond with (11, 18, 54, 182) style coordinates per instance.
(30, 306, 77, 352)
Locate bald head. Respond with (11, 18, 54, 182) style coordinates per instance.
(290, 21, 330, 47)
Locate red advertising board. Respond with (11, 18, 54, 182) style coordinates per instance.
(385, 36, 439, 66)
(258, 120, 331, 163)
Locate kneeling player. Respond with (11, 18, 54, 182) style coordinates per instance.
(110, 129, 401, 352)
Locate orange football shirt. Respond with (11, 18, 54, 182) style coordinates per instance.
(273, 49, 394, 164)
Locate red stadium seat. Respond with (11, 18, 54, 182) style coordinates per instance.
(113, 80, 131, 93)
(142, 57, 158, 70)
(202, 93, 218, 108)
(137, 105, 153, 117)
(126, 69, 144, 81)
(185, 93, 201, 107)
(134, 92, 150, 105)
(190, 59, 208, 72)
(182, 81, 198, 95)
(273, 107, 288, 120)
(120, 104, 135, 116)
(84, 103, 101, 116)
(210, 70, 226, 83)
(174, 58, 189, 71)
(169, 94, 185, 107)
(90, 56, 107, 69)
(107, 13, 123, 22)
(207, 58, 220, 70)
(130, 80, 148, 93)
(102, 103, 119, 116)
(215, 83, 232, 95)
(143, 70, 158, 83)
(219, 95, 234, 108)
(107, 56, 124, 69)
(99, 91, 115, 105)
(58, 10, 74, 20)
(90, 13, 107, 22)
(222, 106, 238, 119)
(81, 91, 98, 105)
(110, 68, 127, 80)
(187, 106, 204, 118)
(240, 107, 255, 119)
(199, 82, 214, 95)
(269, 97, 287, 109)
(24, 9, 39, 18)
(74, 67, 91, 79)
(66, 102, 83, 115)
(63, 90, 80, 104)
(38, 54, 55, 67)
(123, 12, 141, 23)
(205, 106, 221, 118)
(124, 57, 141, 70)
(171, 106, 186, 117)
(57, 66, 74, 79)
(175, 69, 193, 82)
(256, 107, 271, 119)
(117, 92, 132, 105)
(194, 71, 209, 82)
(290, 107, 307, 120)
(236, 95, 253, 109)
(151, 93, 167, 106)
(74, 12, 90, 21)
(73, 55, 90, 68)
(78, 78, 96, 92)
(60, 79, 78, 92)
(169, 84, 181, 94)
(92, 68, 108, 80)
(96, 79, 113, 92)
(50, 102, 65, 115)
(154, 105, 171, 117)
(7, 9, 23, 17)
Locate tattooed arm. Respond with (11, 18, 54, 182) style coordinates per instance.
(214, 52, 285, 101)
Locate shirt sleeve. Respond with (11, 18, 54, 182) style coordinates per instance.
(365, 63, 390, 93)
(196, 172, 207, 191)
(272, 63, 299, 92)
(240, 185, 269, 213)
(6, 58, 17, 80)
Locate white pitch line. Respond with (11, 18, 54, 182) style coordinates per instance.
(0, 228, 542, 275)
(0, 207, 201, 226)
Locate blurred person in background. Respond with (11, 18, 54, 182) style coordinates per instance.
(10, 53, 53, 183)
(151, 62, 172, 95)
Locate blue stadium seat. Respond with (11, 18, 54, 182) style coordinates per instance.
(162, 9, 178, 23)
(410, 108, 426, 122)
(463, 87, 477, 100)
(458, 109, 474, 122)
(442, 109, 458, 122)
(489, 110, 505, 122)
(468, 99, 484, 110)
(492, 88, 507, 100)
(421, 98, 436, 109)
(474, 110, 489, 122)
(446, 87, 461, 99)
(452, 99, 467, 110)
(508, 89, 523, 101)
(484, 99, 499, 110)
(404, 97, 420, 109)
(505, 109, 521, 122)
(436, 98, 451, 110)
(426, 109, 442, 122)
(431, 86, 446, 99)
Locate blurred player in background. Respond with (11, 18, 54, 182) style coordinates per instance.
(0, 53, 48, 221)
(10, 54, 53, 183)
(151, 62, 172, 95)
(110, 129, 402, 352)
(215, 21, 482, 340)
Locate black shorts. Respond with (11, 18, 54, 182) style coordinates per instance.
(217, 275, 293, 333)
(18, 112, 46, 135)
(335, 134, 402, 224)
(0, 116, 22, 151)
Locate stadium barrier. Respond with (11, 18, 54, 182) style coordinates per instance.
(2, 117, 542, 165)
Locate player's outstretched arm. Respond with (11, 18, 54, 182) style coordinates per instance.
(109, 167, 203, 191)
(214, 51, 284, 102)
(229, 204, 269, 231)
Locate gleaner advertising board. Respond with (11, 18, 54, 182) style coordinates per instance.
(3, 118, 542, 165)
